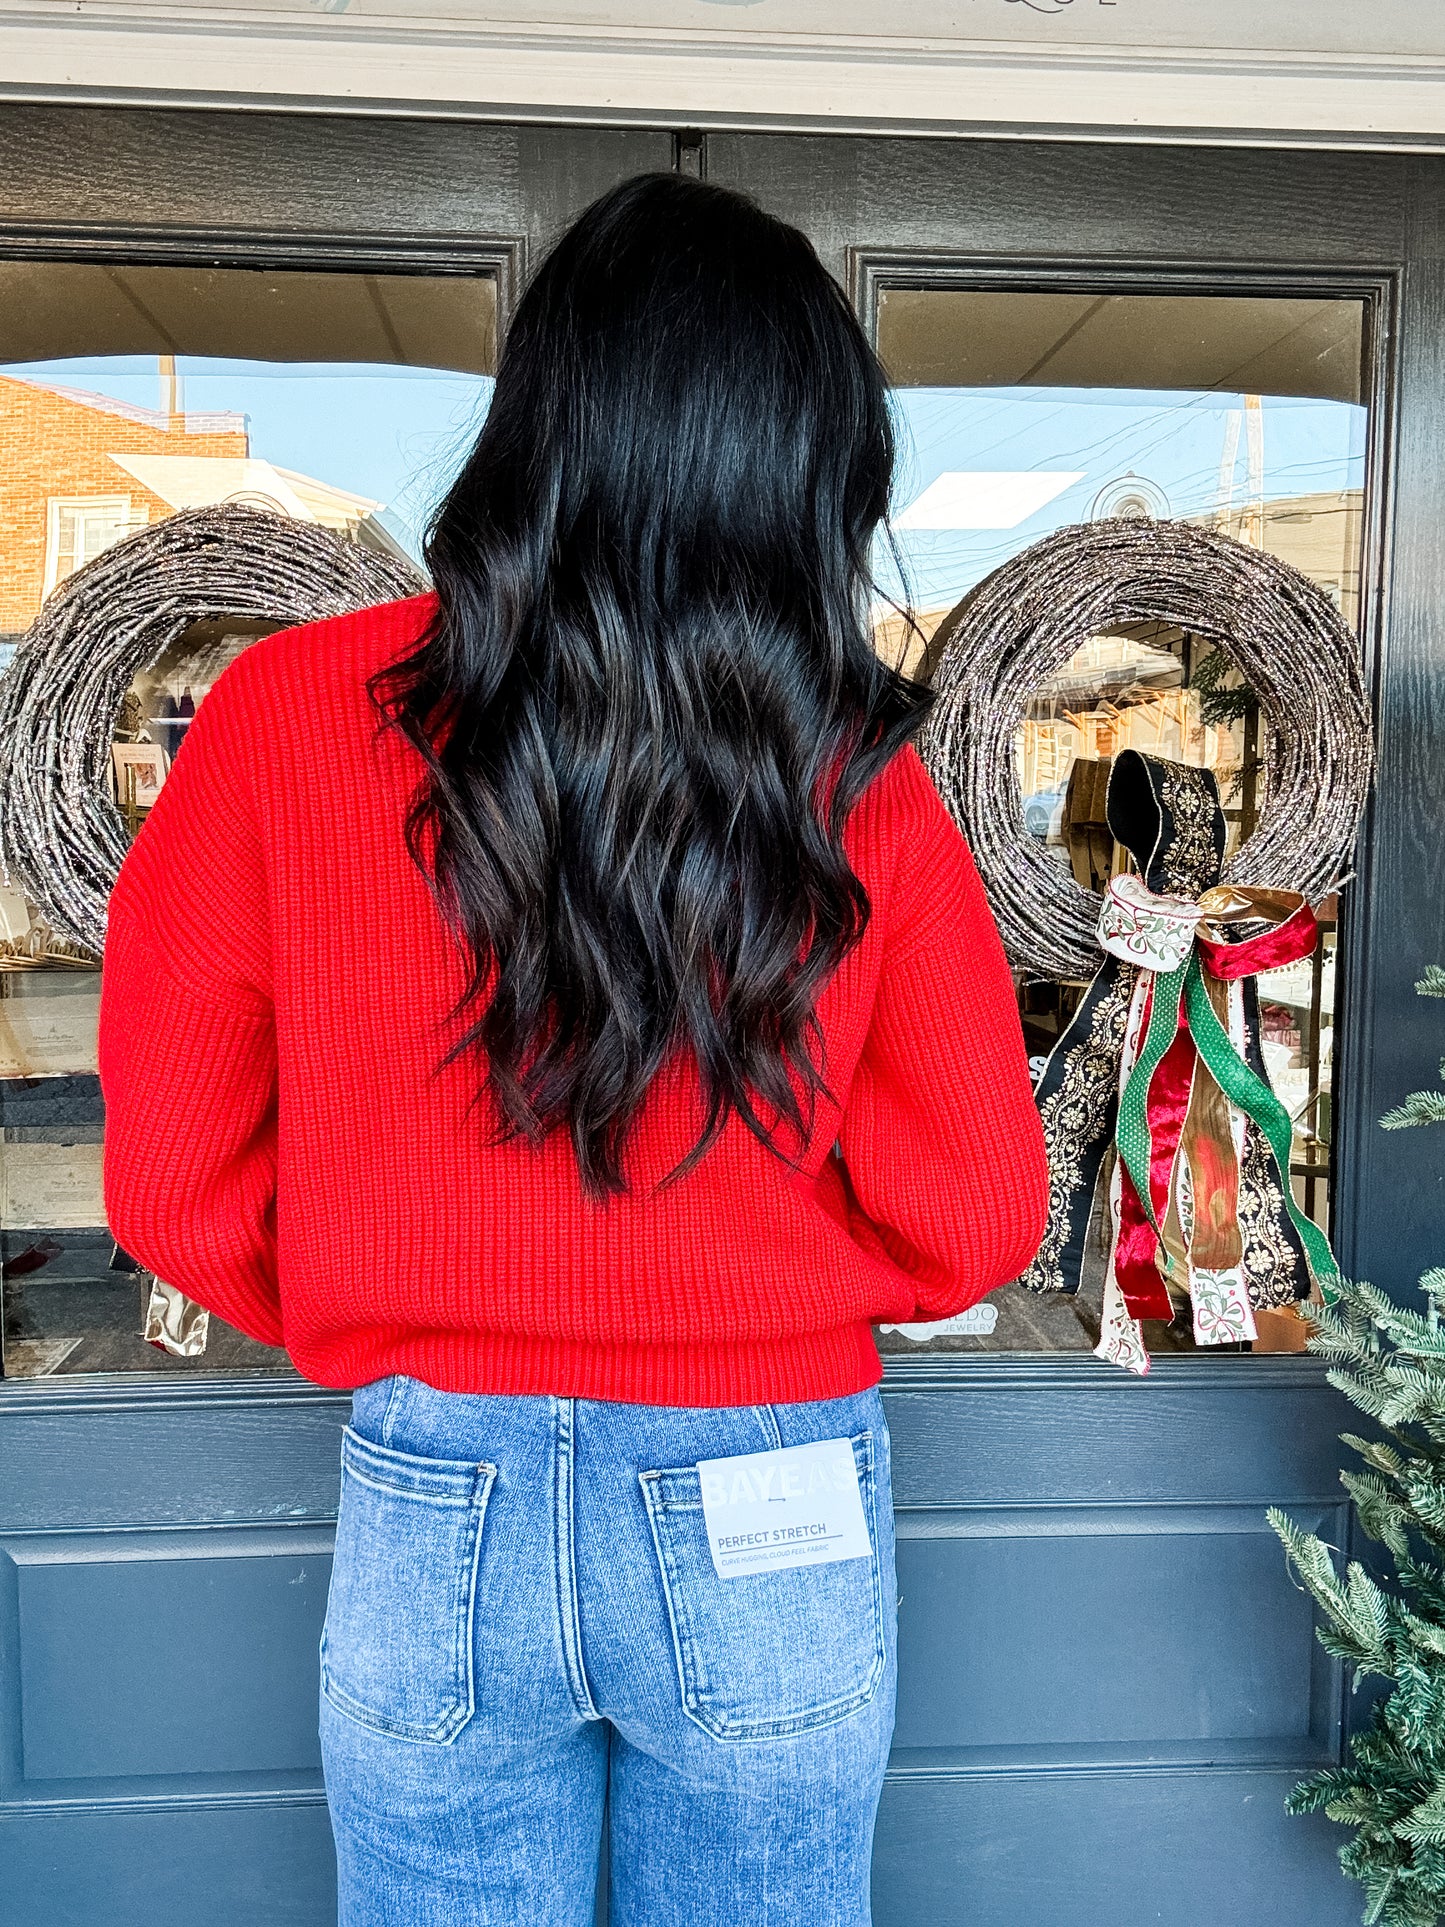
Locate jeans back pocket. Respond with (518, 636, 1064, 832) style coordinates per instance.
(321, 1424, 496, 1744)
(640, 1430, 886, 1743)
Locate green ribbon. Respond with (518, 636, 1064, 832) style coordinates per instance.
(1116, 952, 1340, 1306)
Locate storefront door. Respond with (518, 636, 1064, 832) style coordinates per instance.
(2, 112, 1440, 1927)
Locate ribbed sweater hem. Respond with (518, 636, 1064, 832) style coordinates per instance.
(289, 1322, 884, 1409)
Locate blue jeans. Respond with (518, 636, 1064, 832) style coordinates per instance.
(318, 1376, 898, 1926)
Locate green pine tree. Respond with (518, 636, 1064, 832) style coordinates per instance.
(1270, 969, 1445, 1927)
(1189, 640, 1259, 729)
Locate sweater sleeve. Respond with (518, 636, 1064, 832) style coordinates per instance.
(837, 751, 1048, 1321)
(98, 650, 283, 1349)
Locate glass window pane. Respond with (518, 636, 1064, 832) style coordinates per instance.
(873, 286, 1367, 1358)
(0, 261, 496, 1379)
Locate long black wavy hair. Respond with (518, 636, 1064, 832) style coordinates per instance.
(371, 171, 929, 1196)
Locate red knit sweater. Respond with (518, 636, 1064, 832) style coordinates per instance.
(98, 595, 1047, 1406)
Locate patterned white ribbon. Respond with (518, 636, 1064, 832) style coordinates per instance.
(1096, 872, 1202, 974)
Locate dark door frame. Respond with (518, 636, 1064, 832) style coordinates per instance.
(0, 109, 1441, 1927)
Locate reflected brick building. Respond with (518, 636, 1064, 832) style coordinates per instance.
(0, 377, 247, 636)
(0, 373, 400, 643)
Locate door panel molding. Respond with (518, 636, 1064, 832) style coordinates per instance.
(872, 1767, 1360, 1926)
(0, 106, 672, 261)
(893, 1501, 1345, 1764)
(0, 1524, 332, 1800)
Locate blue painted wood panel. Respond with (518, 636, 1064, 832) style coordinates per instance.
(6, 1528, 331, 1785)
(0, 1362, 1364, 1926)
(871, 1769, 1359, 1927)
(892, 1503, 1341, 1759)
(6, 1801, 336, 1927)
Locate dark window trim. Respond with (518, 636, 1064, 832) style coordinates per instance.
(853, 248, 1399, 1320)
(0, 223, 525, 338)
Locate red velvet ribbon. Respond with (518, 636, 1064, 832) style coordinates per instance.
(1195, 902, 1318, 980)
(1115, 1016, 1194, 1322)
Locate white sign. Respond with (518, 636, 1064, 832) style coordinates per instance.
(697, 1438, 872, 1579)
(880, 1302, 1000, 1342)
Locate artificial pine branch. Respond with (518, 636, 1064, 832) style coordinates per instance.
(1385, 1093, 1445, 1133)
(1272, 966, 1445, 1925)
(1381, 999, 1445, 1132)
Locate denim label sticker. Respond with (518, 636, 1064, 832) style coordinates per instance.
(696, 1437, 871, 1579)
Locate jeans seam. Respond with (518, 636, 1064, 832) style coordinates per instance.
(754, 1403, 783, 1450)
(553, 1397, 599, 1720)
(640, 1470, 708, 1721)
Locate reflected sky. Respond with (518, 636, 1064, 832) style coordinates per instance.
(880, 386, 1367, 612)
(1, 358, 1366, 603)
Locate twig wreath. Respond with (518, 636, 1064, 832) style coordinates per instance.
(0, 504, 423, 956)
(918, 518, 1375, 981)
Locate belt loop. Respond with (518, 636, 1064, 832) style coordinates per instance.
(379, 1374, 408, 1448)
(552, 1397, 599, 1720)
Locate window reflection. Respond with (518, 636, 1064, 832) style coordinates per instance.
(0, 262, 495, 1378)
(872, 287, 1367, 1357)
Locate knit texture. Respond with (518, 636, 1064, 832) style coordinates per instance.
(98, 595, 1048, 1405)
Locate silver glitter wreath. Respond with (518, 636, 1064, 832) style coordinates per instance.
(917, 518, 1375, 980)
(0, 504, 424, 956)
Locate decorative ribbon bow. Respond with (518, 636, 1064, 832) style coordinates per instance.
(1093, 874, 1339, 1373)
(1019, 750, 1339, 1375)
